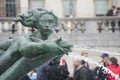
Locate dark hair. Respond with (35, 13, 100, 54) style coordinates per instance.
(31, 69, 36, 73)
(81, 60, 86, 65)
(112, 5, 116, 8)
(81, 51, 88, 56)
(110, 57, 119, 66)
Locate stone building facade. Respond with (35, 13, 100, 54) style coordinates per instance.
(0, 0, 120, 18)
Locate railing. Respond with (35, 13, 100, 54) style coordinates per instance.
(58, 17, 120, 33)
(0, 17, 120, 47)
(0, 17, 31, 35)
(0, 17, 120, 34)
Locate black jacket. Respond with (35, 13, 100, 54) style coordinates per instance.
(46, 64, 69, 80)
(106, 9, 114, 16)
(73, 66, 88, 80)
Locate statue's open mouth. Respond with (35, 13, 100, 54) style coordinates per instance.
(43, 29, 52, 34)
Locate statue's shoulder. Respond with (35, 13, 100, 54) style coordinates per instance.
(27, 31, 43, 42)
(30, 31, 41, 38)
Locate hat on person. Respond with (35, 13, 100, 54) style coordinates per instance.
(100, 53, 109, 58)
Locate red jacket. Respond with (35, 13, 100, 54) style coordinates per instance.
(116, 67, 120, 77)
(107, 65, 118, 80)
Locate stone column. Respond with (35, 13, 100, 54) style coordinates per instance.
(111, 0, 117, 6)
(76, 0, 94, 17)
(20, 0, 28, 14)
(3, 22, 9, 31)
(116, 0, 120, 7)
(17, 22, 23, 35)
(45, 0, 63, 18)
(0, 0, 6, 17)
(0, 22, 2, 34)
(19, 0, 29, 34)
(16, 0, 21, 16)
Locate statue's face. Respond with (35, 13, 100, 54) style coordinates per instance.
(38, 13, 57, 32)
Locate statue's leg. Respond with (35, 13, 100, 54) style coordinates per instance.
(0, 53, 59, 80)
(0, 39, 13, 56)
(0, 50, 5, 56)
(0, 40, 22, 75)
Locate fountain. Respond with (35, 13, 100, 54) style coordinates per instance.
(0, 8, 72, 80)
(0, 8, 119, 80)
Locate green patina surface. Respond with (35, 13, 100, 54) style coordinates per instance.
(0, 8, 72, 80)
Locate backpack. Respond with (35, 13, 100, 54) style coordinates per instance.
(93, 66, 109, 80)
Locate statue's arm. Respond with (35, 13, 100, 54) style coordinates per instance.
(14, 13, 35, 28)
(19, 42, 46, 58)
(14, 18, 33, 27)
(29, 37, 43, 42)
(19, 41, 64, 58)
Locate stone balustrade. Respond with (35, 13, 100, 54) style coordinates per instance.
(58, 16, 120, 33)
(0, 17, 30, 35)
(0, 17, 120, 34)
(0, 17, 120, 47)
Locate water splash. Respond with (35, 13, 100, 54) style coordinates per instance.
(73, 45, 120, 56)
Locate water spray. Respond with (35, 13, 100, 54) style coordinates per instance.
(73, 45, 120, 56)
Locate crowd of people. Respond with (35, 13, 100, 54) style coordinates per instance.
(19, 51, 120, 80)
(106, 5, 120, 16)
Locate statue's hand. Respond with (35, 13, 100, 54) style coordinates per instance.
(44, 41, 65, 56)
(55, 38, 73, 55)
(13, 18, 21, 22)
(13, 14, 25, 22)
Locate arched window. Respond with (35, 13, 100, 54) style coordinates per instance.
(96, 0, 107, 16)
(6, 0, 16, 17)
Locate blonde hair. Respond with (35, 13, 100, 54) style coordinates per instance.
(81, 51, 88, 56)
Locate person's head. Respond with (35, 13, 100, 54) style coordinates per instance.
(116, 10, 120, 16)
(100, 53, 109, 63)
(48, 56, 61, 66)
(81, 51, 88, 57)
(112, 5, 116, 10)
(81, 59, 86, 65)
(32, 69, 36, 73)
(73, 58, 83, 69)
(109, 57, 119, 66)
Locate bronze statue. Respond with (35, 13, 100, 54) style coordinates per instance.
(0, 8, 72, 80)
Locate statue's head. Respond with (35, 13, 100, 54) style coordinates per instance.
(27, 8, 58, 34)
(16, 8, 58, 35)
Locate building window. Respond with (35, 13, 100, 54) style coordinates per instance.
(6, 0, 16, 17)
(96, 0, 107, 16)
(30, 0, 44, 9)
(63, 0, 74, 17)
